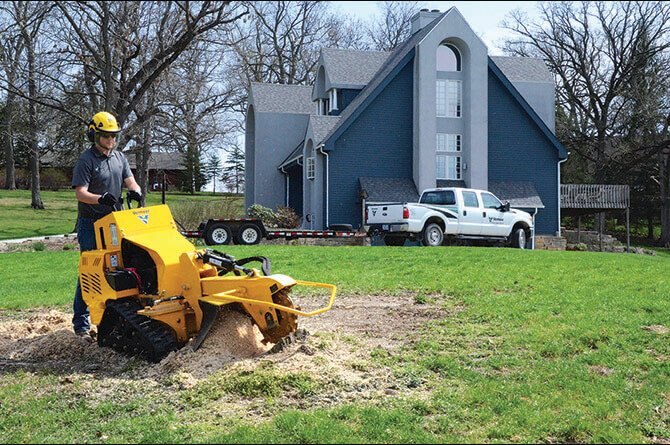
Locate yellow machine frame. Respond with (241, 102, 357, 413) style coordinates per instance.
(79, 205, 335, 346)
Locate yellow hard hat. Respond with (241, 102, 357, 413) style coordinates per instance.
(88, 111, 120, 133)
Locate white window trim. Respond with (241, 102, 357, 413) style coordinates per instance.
(306, 157, 315, 179)
(436, 79, 462, 118)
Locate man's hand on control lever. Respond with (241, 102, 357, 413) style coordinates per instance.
(98, 192, 117, 206)
(127, 190, 142, 203)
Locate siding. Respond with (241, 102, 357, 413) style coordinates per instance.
(488, 67, 560, 235)
(329, 60, 415, 228)
(338, 89, 362, 113)
(252, 113, 309, 210)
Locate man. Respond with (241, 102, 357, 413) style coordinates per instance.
(71, 111, 142, 341)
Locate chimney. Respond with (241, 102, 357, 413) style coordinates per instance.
(410, 9, 441, 35)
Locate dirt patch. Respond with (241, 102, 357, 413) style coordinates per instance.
(643, 325, 670, 335)
(0, 294, 448, 411)
(0, 235, 79, 253)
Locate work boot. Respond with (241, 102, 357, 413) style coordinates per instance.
(75, 330, 93, 343)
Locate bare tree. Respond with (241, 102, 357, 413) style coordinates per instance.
(0, 10, 24, 190)
(7, 1, 53, 208)
(503, 1, 670, 243)
(503, 1, 670, 183)
(155, 38, 238, 193)
(366, 1, 424, 51)
(51, 2, 247, 142)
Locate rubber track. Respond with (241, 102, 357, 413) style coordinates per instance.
(98, 299, 179, 363)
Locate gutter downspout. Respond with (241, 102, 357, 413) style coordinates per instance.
(557, 156, 568, 237)
(318, 144, 329, 229)
(531, 208, 537, 250)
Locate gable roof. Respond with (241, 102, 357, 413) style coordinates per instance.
(489, 181, 545, 208)
(249, 83, 313, 114)
(279, 141, 304, 170)
(488, 58, 568, 159)
(320, 10, 450, 150)
(490, 56, 554, 83)
(359, 177, 419, 203)
(309, 115, 341, 146)
(321, 48, 390, 89)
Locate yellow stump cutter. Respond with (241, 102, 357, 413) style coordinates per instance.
(78, 204, 335, 362)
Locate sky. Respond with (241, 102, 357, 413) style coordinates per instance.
(331, 1, 542, 56)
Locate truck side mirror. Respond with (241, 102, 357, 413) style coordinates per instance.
(498, 201, 510, 212)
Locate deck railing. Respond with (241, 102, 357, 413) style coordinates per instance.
(560, 184, 629, 209)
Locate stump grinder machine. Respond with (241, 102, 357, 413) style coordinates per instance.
(78, 203, 336, 362)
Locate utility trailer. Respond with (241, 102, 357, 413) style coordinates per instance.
(181, 218, 357, 245)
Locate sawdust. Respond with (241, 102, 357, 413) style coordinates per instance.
(0, 294, 446, 410)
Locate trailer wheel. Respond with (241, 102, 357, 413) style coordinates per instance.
(236, 223, 262, 245)
(384, 236, 406, 246)
(421, 223, 444, 247)
(204, 222, 232, 246)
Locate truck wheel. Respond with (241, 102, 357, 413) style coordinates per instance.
(204, 222, 231, 246)
(236, 223, 262, 245)
(384, 236, 405, 246)
(421, 223, 444, 247)
(511, 227, 527, 249)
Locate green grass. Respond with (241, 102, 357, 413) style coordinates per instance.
(0, 246, 669, 442)
(0, 189, 241, 240)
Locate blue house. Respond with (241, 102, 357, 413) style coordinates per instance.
(245, 8, 568, 235)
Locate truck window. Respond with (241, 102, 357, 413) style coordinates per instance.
(462, 191, 479, 208)
(420, 190, 456, 205)
(481, 192, 502, 209)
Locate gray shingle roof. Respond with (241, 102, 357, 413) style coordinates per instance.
(359, 177, 419, 203)
(321, 9, 450, 148)
(249, 83, 314, 114)
(309, 115, 341, 145)
(279, 141, 304, 169)
(490, 56, 554, 83)
(489, 181, 545, 208)
(322, 48, 390, 88)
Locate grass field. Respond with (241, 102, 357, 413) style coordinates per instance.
(0, 246, 669, 443)
(0, 189, 243, 240)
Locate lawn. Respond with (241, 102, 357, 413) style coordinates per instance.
(0, 245, 668, 443)
(0, 189, 243, 240)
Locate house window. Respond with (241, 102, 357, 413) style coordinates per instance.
(321, 98, 330, 115)
(436, 44, 461, 72)
(436, 133, 461, 180)
(306, 157, 315, 179)
(436, 79, 461, 117)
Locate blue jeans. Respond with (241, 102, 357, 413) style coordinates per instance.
(73, 217, 97, 333)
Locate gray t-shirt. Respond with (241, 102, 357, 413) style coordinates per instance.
(72, 146, 132, 219)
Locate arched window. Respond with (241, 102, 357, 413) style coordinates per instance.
(436, 43, 461, 72)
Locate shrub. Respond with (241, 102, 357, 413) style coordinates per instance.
(32, 242, 46, 252)
(247, 204, 277, 227)
(170, 197, 242, 230)
(41, 168, 69, 191)
(274, 206, 301, 229)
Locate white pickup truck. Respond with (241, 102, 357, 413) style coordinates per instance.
(364, 187, 533, 248)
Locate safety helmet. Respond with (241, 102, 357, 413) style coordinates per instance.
(87, 111, 121, 142)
